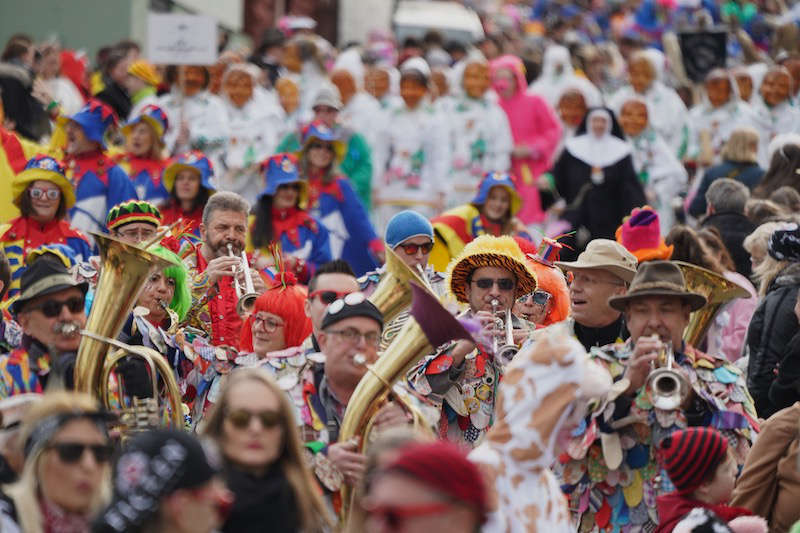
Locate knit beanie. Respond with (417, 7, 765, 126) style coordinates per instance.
(768, 223, 800, 262)
(657, 427, 728, 494)
(385, 441, 488, 523)
(384, 210, 434, 249)
(615, 206, 673, 262)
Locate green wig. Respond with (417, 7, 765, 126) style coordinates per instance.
(148, 245, 191, 321)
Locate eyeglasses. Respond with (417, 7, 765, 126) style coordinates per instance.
(308, 142, 333, 151)
(26, 296, 84, 318)
(226, 408, 282, 429)
(29, 188, 60, 200)
(518, 290, 552, 306)
(116, 227, 157, 242)
(48, 442, 114, 464)
(309, 290, 352, 305)
(326, 327, 381, 346)
(570, 272, 626, 287)
(364, 502, 452, 530)
(396, 241, 434, 255)
(252, 314, 284, 333)
(472, 277, 515, 292)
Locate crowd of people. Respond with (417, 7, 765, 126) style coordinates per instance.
(1, 1, 800, 531)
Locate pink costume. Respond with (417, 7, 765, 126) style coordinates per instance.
(490, 55, 562, 224)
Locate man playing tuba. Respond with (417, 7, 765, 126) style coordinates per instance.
(407, 235, 537, 446)
(556, 260, 758, 532)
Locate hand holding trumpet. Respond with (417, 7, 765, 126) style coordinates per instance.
(624, 334, 664, 394)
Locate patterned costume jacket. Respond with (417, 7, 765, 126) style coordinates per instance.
(555, 340, 758, 532)
(0, 339, 55, 398)
(113, 154, 168, 206)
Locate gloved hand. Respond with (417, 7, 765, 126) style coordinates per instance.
(116, 356, 154, 399)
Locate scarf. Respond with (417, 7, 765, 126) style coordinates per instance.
(222, 462, 300, 533)
(40, 497, 90, 533)
(271, 207, 311, 248)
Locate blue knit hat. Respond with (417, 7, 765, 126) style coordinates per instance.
(59, 99, 118, 149)
(162, 151, 216, 193)
(385, 210, 434, 249)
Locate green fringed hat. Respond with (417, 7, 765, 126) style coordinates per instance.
(106, 200, 163, 232)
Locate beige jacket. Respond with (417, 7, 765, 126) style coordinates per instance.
(731, 403, 800, 533)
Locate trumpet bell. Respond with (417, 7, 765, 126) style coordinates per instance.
(646, 368, 689, 411)
(674, 261, 750, 347)
(237, 292, 260, 317)
(368, 246, 429, 325)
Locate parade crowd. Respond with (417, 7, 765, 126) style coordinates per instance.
(2, 1, 800, 532)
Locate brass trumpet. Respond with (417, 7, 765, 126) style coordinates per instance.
(227, 243, 259, 316)
(645, 340, 689, 411)
(490, 298, 518, 364)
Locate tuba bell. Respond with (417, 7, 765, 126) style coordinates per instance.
(73, 234, 185, 433)
(674, 262, 750, 346)
(368, 246, 429, 325)
(338, 281, 474, 522)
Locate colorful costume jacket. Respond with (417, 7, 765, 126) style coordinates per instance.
(0, 217, 92, 305)
(430, 204, 532, 273)
(65, 150, 137, 243)
(180, 242, 245, 349)
(161, 203, 203, 238)
(555, 340, 758, 532)
(0, 319, 21, 353)
(276, 128, 374, 210)
(0, 339, 54, 399)
(407, 312, 530, 447)
(306, 174, 381, 277)
(245, 208, 332, 283)
(113, 154, 168, 206)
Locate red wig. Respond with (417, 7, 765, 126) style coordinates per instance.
(514, 236, 570, 326)
(239, 273, 312, 352)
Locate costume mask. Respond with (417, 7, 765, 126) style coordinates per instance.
(275, 78, 299, 115)
(463, 62, 490, 99)
(629, 57, 655, 94)
(282, 44, 301, 73)
(400, 78, 426, 109)
(706, 77, 731, 108)
(557, 90, 588, 128)
(619, 100, 648, 138)
(181, 66, 207, 97)
(364, 68, 390, 100)
(431, 71, 448, 100)
(223, 70, 254, 108)
(331, 70, 356, 105)
(735, 73, 753, 102)
(761, 70, 792, 107)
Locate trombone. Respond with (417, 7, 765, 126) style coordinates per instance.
(491, 298, 518, 365)
(227, 243, 259, 316)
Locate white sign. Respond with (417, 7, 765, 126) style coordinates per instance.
(147, 13, 218, 65)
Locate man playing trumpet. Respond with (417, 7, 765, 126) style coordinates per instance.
(181, 192, 267, 348)
(556, 261, 758, 532)
(408, 235, 537, 446)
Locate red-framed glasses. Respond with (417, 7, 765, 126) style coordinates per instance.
(308, 290, 352, 305)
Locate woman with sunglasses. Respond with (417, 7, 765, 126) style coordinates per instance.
(0, 155, 92, 307)
(0, 391, 112, 533)
(513, 236, 570, 328)
(113, 104, 170, 206)
(202, 367, 332, 533)
(248, 153, 331, 284)
(298, 121, 383, 277)
(430, 172, 530, 272)
(160, 151, 217, 238)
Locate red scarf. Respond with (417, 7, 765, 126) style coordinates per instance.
(271, 207, 311, 247)
(306, 169, 344, 207)
(40, 497, 90, 533)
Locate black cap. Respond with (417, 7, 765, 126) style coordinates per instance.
(321, 292, 383, 331)
(12, 257, 88, 316)
(93, 429, 219, 533)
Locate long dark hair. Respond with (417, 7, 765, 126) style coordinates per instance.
(168, 184, 211, 214)
(753, 142, 800, 198)
(251, 195, 274, 249)
(19, 184, 67, 220)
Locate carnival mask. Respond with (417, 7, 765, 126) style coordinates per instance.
(619, 100, 649, 138)
(223, 70, 254, 109)
(364, 68, 390, 100)
(557, 90, 588, 128)
(628, 57, 655, 94)
(706, 77, 731, 108)
(181, 66, 208, 98)
(761, 70, 792, 107)
(331, 69, 356, 105)
(400, 78, 426, 109)
(275, 78, 300, 115)
(463, 62, 490, 99)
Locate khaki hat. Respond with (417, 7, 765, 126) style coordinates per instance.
(312, 85, 343, 111)
(555, 239, 638, 283)
(607, 261, 707, 312)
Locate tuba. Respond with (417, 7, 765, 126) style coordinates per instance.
(73, 234, 184, 432)
(338, 282, 474, 521)
(368, 246, 429, 325)
(674, 262, 750, 346)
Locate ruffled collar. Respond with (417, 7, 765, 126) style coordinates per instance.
(271, 207, 311, 247)
(565, 131, 631, 168)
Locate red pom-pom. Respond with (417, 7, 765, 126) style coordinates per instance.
(271, 270, 297, 289)
(160, 235, 181, 254)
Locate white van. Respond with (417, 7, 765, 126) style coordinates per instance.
(393, 1, 485, 45)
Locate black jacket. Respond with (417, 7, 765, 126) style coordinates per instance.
(769, 330, 800, 412)
(222, 462, 301, 533)
(700, 211, 757, 279)
(0, 61, 51, 141)
(746, 262, 800, 418)
(95, 79, 131, 120)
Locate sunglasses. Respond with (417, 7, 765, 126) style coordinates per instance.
(48, 442, 114, 464)
(226, 408, 282, 429)
(396, 241, 434, 255)
(365, 502, 452, 530)
(472, 277, 515, 292)
(29, 188, 61, 200)
(518, 290, 552, 306)
(26, 296, 84, 318)
(309, 290, 352, 305)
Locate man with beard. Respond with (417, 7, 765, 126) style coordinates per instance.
(0, 257, 88, 397)
(408, 235, 537, 446)
(181, 191, 267, 348)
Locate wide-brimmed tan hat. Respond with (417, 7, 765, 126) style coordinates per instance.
(446, 235, 537, 302)
(607, 261, 707, 311)
(555, 239, 638, 283)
